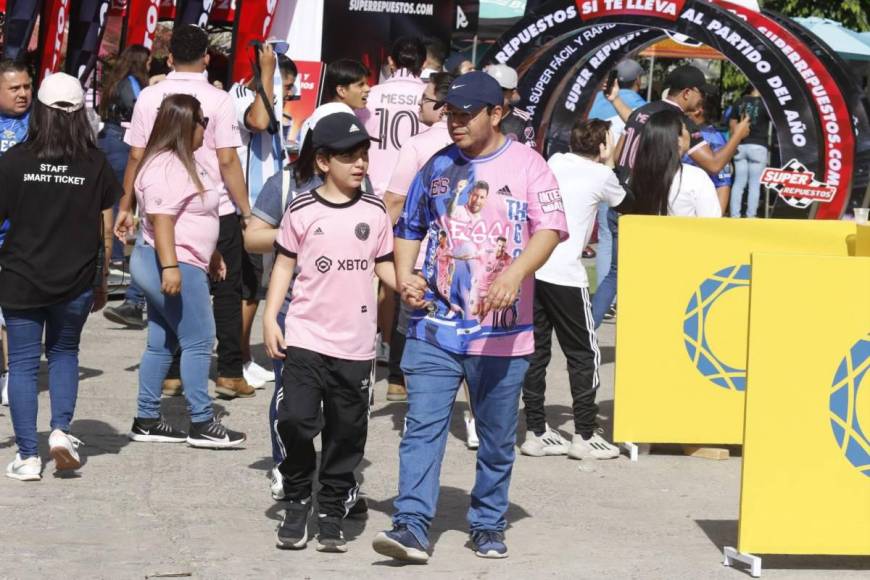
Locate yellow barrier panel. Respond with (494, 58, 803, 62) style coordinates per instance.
(738, 253, 870, 555)
(856, 224, 870, 257)
(614, 217, 855, 445)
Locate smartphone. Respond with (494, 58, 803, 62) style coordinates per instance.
(604, 69, 618, 97)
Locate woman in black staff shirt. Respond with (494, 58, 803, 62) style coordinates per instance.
(0, 73, 116, 481)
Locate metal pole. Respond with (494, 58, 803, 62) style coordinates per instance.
(647, 55, 655, 101)
(472, 34, 478, 66)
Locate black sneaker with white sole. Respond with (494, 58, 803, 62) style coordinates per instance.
(276, 497, 312, 549)
(316, 515, 347, 553)
(347, 496, 368, 518)
(128, 417, 187, 443)
(186, 417, 246, 449)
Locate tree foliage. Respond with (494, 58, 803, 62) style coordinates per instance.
(762, 0, 869, 32)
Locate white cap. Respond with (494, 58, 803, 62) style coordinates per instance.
(37, 72, 85, 113)
(297, 102, 354, 150)
(484, 64, 518, 90)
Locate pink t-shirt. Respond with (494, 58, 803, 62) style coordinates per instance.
(386, 120, 451, 197)
(125, 72, 242, 216)
(395, 139, 569, 357)
(356, 69, 425, 197)
(135, 152, 220, 272)
(275, 189, 394, 360)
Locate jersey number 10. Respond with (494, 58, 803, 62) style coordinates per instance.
(374, 108, 420, 150)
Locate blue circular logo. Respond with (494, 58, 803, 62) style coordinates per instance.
(830, 334, 870, 478)
(683, 265, 751, 391)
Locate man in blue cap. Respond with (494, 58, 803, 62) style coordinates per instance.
(372, 72, 568, 562)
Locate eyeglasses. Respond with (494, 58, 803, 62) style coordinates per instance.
(197, 116, 210, 129)
(420, 96, 439, 105)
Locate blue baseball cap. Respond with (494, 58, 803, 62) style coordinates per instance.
(437, 71, 503, 113)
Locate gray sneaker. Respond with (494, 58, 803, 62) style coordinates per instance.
(520, 425, 569, 457)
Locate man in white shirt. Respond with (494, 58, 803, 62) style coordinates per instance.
(230, 44, 297, 388)
(520, 118, 625, 460)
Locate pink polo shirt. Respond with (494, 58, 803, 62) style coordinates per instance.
(356, 69, 425, 197)
(386, 120, 451, 197)
(125, 71, 242, 216)
(135, 151, 220, 272)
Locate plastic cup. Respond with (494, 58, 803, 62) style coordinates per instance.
(855, 208, 869, 225)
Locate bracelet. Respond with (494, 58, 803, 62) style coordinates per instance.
(161, 264, 179, 271)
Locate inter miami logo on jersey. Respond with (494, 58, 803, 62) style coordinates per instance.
(315, 256, 332, 273)
(355, 222, 370, 241)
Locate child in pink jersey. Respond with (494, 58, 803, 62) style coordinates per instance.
(263, 112, 395, 553)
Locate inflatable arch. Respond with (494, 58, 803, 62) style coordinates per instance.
(482, 0, 869, 218)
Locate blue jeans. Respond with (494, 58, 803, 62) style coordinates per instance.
(130, 242, 215, 423)
(591, 208, 618, 328)
(594, 202, 612, 285)
(5, 289, 94, 458)
(392, 339, 530, 548)
(730, 144, 768, 218)
(99, 124, 145, 307)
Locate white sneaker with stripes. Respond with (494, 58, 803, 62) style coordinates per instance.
(520, 425, 569, 457)
(567, 431, 619, 460)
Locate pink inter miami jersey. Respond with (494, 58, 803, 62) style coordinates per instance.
(275, 189, 394, 360)
(357, 69, 425, 197)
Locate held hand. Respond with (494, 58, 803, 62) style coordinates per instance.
(91, 284, 108, 312)
(399, 273, 430, 309)
(475, 270, 522, 319)
(161, 267, 182, 296)
(264, 319, 286, 360)
(209, 252, 227, 281)
(114, 210, 134, 242)
(605, 79, 621, 102)
(259, 43, 276, 76)
(735, 115, 752, 141)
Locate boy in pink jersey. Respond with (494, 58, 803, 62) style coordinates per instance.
(263, 113, 395, 554)
(114, 25, 254, 399)
(373, 72, 568, 563)
(356, 37, 426, 198)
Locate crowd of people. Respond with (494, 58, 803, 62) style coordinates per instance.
(0, 23, 770, 560)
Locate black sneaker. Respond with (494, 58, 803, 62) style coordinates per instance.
(186, 417, 246, 449)
(103, 301, 146, 329)
(347, 496, 368, 518)
(276, 497, 312, 550)
(316, 515, 347, 553)
(128, 417, 187, 443)
(603, 304, 617, 321)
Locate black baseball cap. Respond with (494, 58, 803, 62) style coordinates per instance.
(666, 65, 717, 95)
(311, 112, 375, 150)
(436, 71, 503, 113)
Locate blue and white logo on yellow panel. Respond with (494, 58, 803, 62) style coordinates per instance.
(683, 265, 750, 391)
(830, 334, 870, 478)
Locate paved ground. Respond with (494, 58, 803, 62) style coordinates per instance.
(1, 294, 868, 579)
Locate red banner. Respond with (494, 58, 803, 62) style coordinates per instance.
(228, 0, 277, 83)
(124, 0, 161, 48)
(210, 0, 235, 23)
(38, 0, 71, 82)
(576, 0, 687, 22)
(285, 61, 325, 145)
(159, 0, 175, 19)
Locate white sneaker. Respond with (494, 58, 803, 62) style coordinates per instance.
(271, 465, 286, 500)
(520, 426, 569, 457)
(246, 360, 275, 384)
(567, 431, 620, 460)
(464, 411, 479, 449)
(242, 361, 267, 389)
(6, 453, 41, 481)
(49, 429, 83, 471)
(1, 372, 8, 406)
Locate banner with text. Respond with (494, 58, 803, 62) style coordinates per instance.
(37, 0, 70, 82)
(65, 0, 111, 82)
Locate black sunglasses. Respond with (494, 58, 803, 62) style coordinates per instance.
(197, 116, 210, 129)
